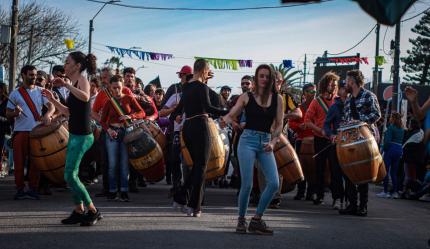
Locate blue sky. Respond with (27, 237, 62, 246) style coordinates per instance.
(1, 0, 428, 93)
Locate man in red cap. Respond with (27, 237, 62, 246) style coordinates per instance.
(161, 65, 192, 107)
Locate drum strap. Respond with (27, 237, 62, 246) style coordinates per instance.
(316, 96, 329, 114)
(18, 87, 41, 121)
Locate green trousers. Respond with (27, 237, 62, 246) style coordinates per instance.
(64, 133, 94, 206)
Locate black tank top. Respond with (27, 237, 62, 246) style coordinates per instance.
(67, 81, 91, 135)
(244, 92, 277, 133)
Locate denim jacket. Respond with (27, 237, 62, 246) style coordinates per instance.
(323, 97, 344, 137)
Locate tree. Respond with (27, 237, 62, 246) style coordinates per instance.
(0, 1, 85, 75)
(269, 63, 302, 87)
(104, 56, 124, 71)
(401, 10, 430, 85)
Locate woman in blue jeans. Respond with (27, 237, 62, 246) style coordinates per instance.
(221, 64, 283, 235)
(100, 75, 145, 202)
(377, 112, 404, 199)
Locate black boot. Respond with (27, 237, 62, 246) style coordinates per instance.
(80, 209, 103, 226)
(339, 205, 357, 215)
(356, 205, 368, 217)
(61, 210, 84, 225)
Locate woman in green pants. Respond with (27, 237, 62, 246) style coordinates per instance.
(42, 51, 101, 226)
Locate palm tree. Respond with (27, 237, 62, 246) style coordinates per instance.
(104, 56, 124, 71)
(270, 63, 302, 88)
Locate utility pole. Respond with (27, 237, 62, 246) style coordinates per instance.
(9, 0, 18, 92)
(373, 23, 380, 95)
(27, 25, 34, 65)
(303, 54, 307, 85)
(392, 21, 401, 112)
(88, 19, 93, 54)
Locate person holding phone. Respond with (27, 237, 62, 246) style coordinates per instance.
(220, 64, 284, 235)
(100, 75, 145, 202)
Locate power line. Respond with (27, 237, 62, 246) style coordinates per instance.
(87, 0, 333, 11)
(327, 24, 377, 56)
(401, 7, 430, 22)
(382, 26, 391, 56)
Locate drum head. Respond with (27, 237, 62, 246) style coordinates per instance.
(29, 121, 62, 138)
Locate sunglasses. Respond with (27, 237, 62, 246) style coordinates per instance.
(306, 90, 316, 94)
(241, 82, 251, 86)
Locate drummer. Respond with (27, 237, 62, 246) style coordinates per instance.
(6, 65, 55, 200)
(339, 70, 381, 217)
(304, 72, 339, 205)
(322, 81, 348, 210)
(100, 75, 146, 202)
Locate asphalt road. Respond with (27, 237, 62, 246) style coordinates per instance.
(0, 176, 428, 249)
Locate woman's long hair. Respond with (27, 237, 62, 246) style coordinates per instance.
(0, 82, 8, 100)
(254, 64, 277, 105)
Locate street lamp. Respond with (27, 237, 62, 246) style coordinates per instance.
(88, 0, 120, 55)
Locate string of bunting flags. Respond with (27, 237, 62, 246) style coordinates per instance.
(104, 45, 387, 70)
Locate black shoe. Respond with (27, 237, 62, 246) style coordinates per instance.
(313, 198, 323, 205)
(129, 185, 139, 193)
(294, 194, 304, 200)
(248, 218, 273, 235)
(26, 189, 40, 200)
(95, 191, 108, 197)
(138, 180, 147, 188)
(61, 210, 85, 225)
(269, 199, 281, 209)
(236, 217, 248, 234)
(120, 192, 130, 202)
(356, 206, 368, 217)
(305, 193, 312, 201)
(107, 192, 118, 201)
(339, 205, 358, 215)
(80, 209, 102, 226)
(14, 189, 26, 200)
(38, 187, 52, 196)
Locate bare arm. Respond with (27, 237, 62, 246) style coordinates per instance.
(271, 95, 285, 144)
(41, 89, 70, 116)
(222, 93, 249, 124)
(285, 107, 302, 120)
(405, 86, 430, 120)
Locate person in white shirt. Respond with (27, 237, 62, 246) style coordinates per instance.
(6, 65, 55, 200)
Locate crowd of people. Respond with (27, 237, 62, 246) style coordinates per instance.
(0, 50, 429, 234)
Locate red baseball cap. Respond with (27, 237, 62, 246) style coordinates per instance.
(177, 65, 192, 75)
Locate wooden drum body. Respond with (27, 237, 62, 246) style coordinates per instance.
(298, 137, 317, 185)
(274, 134, 304, 185)
(141, 120, 167, 151)
(124, 127, 165, 182)
(336, 122, 382, 184)
(180, 118, 226, 181)
(30, 122, 68, 185)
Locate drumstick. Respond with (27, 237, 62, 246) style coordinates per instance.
(312, 143, 334, 159)
(3, 93, 28, 118)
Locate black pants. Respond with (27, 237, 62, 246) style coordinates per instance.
(345, 179, 368, 207)
(169, 131, 183, 187)
(98, 131, 109, 192)
(328, 145, 345, 201)
(174, 117, 211, 211)
(314, 136, 331, 200)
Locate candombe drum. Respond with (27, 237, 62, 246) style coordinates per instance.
(299, 137, 317, 185)
(180, 118, 226, 181)
(374, 160, 387, 183)
(29, 120, 69, 185)
(140, 120, 167, 152)
(274, 134, 304, 185)
(336, 121, 382, 184)
(123, 127, 165, 182)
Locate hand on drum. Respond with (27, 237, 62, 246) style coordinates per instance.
(330, 135, 337, 144)
(40, 115, 52, 126)
(404, 86, 418, 102)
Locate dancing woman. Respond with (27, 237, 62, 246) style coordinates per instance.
(221, 64, 283, 235)
(42, 51, 102, 226)
(172, 59, 228, 217)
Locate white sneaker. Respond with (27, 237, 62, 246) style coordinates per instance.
(385, 192, 392, 198)
(376, 192, 388, 198)
(391, 192, 400, 199)
(332, 199, 341, 210)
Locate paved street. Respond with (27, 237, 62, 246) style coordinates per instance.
(0, 176, 428, 249)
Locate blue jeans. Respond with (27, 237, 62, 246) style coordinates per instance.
(237, 129, 279, 217)
(105, 128, 129, 192)
(383, 143, 403, 193)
